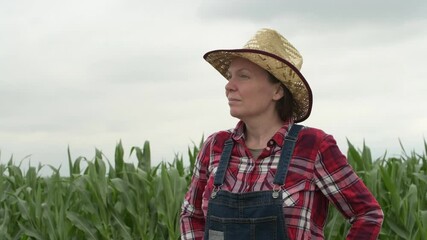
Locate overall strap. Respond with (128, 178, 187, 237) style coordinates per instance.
(273, 124, 303, 186)
(213, 139, 234, 187)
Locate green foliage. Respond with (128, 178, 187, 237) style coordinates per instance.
(0, 140, 199, 240)
(1, 139, 426, 239)
(325, 140, 427, 240)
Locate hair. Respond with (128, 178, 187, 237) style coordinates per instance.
(267, 72, 296, 121)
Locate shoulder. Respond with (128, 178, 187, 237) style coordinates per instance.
(294, 125, 336, 156)
(204, 129, 233, 145)
(297, 125, 328, 144)
(199, 129, 233, 157)
(298, 125, 345, 158)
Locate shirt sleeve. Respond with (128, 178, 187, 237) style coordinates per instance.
(314, 134, 384, 240)
(180, 135, 213, 240)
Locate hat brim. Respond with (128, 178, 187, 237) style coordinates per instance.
(204, 48, 313, 123)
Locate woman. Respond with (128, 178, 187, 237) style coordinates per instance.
(180, 28, 383, 240)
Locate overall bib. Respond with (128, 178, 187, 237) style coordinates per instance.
(204, 124, 303, 240)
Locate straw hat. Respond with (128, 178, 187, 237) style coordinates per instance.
(203, 28, 313, 122)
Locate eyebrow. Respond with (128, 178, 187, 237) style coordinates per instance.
(227, 68, 251, 75)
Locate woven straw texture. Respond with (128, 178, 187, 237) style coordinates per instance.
(204, 28, 312, 122)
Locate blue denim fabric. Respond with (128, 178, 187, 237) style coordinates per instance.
(204, 124, 303, 240)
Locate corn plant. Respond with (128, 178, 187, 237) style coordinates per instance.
(325, 140, 427, 240)
(1, 139, 426, 239)
(0, 140, 200, 239)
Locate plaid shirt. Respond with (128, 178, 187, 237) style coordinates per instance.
(180, 121, 383, 240)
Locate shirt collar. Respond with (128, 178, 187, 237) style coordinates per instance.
(231, 119, 294, 147)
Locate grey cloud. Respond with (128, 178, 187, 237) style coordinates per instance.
(198, 0, 427, 25)
(87, 50, 198, 84)
(1, 0, 425, 176)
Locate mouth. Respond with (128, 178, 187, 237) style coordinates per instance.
(227, 98, 241, 106)
(228, 98, 240, 103)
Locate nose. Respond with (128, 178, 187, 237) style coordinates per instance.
(225, 79, 236, 94)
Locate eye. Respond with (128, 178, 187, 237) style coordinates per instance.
(239, 74, 249, 79)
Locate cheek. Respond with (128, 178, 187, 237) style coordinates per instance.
(253, 86, 276, 100)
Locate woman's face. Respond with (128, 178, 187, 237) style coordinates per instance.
(225, 57, 283, 121)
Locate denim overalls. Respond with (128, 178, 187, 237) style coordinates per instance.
(204, 124, 303, 240)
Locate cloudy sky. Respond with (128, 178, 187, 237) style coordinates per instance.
(1, 0, 426, 175)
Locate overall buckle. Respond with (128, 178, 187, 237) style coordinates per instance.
(272, 184, 282, 199)
(211, 185, 222, 199)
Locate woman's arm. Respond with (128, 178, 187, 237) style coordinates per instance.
(180, 136, 213, 240)
(314, 134, 384, 240)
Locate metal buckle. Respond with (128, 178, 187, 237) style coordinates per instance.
(211, 185, 222, 199)
(272, 184, 282, 199)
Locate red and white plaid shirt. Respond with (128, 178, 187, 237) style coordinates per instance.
(180, 121, 383, 240)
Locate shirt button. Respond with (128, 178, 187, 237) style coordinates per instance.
(269, 140, 274, 145)
(266, 147, 271, 151)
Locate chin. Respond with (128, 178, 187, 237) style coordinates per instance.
(229, 110, 244, 120)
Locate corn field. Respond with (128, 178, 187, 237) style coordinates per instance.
(1, 139, 426, 240)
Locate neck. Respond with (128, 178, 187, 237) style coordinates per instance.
(243, 115, 284, 149)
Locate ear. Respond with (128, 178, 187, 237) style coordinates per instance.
(272, 84, 284, 101)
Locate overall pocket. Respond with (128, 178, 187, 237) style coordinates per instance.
(207, 215, 278, 240)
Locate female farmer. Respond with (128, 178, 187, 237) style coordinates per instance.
(180, 28, 383, 240)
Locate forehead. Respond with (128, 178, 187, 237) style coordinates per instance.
(228, 57, 266, 73)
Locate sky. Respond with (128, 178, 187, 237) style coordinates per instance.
(1, 0, 426, 175)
